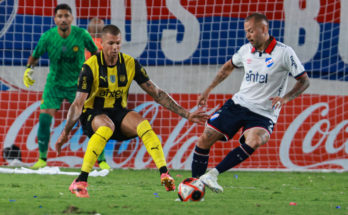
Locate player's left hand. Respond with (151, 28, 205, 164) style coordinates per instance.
(55, 131, 69, 156)
(270, 97, 288, 110)
(187, 109, 209, 125)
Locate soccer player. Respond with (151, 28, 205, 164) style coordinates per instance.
(23, 4, 99, 169)
(191, 13, 310, 193)
(84, 17, 111, 170)
(85, 17, 104, 60)
(55, 24, 209, 198)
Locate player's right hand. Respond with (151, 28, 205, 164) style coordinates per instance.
(187, 109, 210, 125)
(23, 67, 35, 88)
(56, 132, 69, 156)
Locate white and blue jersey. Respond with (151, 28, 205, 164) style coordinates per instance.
(207, 37, 306, 142)
(231, 37, 305, 123)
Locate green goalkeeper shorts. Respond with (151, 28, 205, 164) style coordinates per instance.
(40, 85, 77, 110)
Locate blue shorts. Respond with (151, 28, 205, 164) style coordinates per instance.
(207, 99, 274, 143)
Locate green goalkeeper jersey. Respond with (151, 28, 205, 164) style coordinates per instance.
(32, 25, 98, 88)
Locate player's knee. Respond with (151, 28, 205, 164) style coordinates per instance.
(245, 135, 268, 149)
(95, 126, 114, 141)
(197, 133, 212, 149)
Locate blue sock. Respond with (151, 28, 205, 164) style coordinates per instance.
(191, 145, 210, 178)
(216, 143, 254, 174)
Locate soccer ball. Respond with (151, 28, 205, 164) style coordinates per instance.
(177, 177, 205, 201)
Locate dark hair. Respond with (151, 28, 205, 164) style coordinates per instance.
(54, 4, 72, 15)
(102, 24, 121, 36)
(245, 13, 269, 25)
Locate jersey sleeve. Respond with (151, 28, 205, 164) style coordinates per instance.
(134, 59, 150, 84)
(32, 32, 48, 59)
(77, 64, 94, 93)
(83, 29, 98, 54)
(231, 46, 245, 68)
(284, 46, 305, 79)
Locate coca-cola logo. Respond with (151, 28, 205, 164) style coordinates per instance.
(280, 102, 348, 170)
(3, 100, 219, 168)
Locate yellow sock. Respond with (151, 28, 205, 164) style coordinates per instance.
(137, 120, 167, 169)
(81, 126, 113, 173)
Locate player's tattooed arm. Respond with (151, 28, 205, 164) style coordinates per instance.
(283, 72, 310, 103)
(140, 80, 189, 118)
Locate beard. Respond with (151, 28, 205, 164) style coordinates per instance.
(59, 23, 69, 32)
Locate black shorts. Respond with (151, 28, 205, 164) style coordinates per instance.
(207, 99, 274, 143)
(80, 108, 137, 141)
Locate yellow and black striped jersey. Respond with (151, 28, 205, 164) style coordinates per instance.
(77, 51, 149, 110)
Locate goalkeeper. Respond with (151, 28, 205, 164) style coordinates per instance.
(23, 4, 111, 169)
(55, 24, 209, 198)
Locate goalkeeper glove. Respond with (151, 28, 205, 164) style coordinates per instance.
(23, 65, 35, 88)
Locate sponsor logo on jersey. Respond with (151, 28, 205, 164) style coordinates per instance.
(81, 76, 88, 90)
(73, 46, 79, 52)
(119, 75, 126, 83)
(110, 75, 116, 83)
(265, 57, 274, 67)
(245, 70, 268, 83)
(100, 76, 107, 82)
(290, 56, 298, 69)
(98, 89, 123, 98)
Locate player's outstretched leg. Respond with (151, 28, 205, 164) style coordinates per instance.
(199, 168, 223, 193)
(69, 179, 89, 198)
(160, 171, 175, 191)
(137, 120, 175, 191)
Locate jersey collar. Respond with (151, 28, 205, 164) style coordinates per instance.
(100, 51, 123, 67)
(251, 36, 277, 54)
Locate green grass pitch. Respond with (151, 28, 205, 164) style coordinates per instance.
(0, 169, 347, 215)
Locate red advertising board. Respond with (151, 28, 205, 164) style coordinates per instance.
(1, 92, 347, 170)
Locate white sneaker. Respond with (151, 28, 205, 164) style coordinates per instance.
(199, 170, 223, 193)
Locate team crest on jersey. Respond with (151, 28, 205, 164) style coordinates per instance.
(265, 57, 274, 67)
(246, 58, 252, 64)
(110, 75, 116, 83)
(73, 46, 79, 52)
(119, 75, 126, 83)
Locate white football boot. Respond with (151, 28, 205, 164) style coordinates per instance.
(199, 168, 223, 193)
